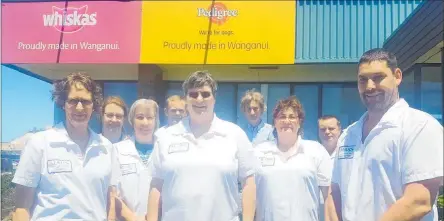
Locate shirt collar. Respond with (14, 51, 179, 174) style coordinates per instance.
(170, 114, 227, 137)
(247, 119, 265, 131)
(357, 98, 409, 129)
(53, 122, 106, 149)
(264, 135, 305, 155)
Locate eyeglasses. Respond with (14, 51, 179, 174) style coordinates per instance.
(66, 98, 93, 107)
(105, 113, 124, 120)
(277, 115, 298, 122)
(188, 91, 212, 99)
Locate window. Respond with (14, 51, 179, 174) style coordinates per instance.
(421, 66, 442, 123)
(267, 84, 291, 124)
(292, 85, 319, 140)
(399, 70, 415, 107)
(215, 84, 236, 123)
(322, 84, 365, 130)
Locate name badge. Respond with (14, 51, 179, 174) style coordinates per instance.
(47, 159, 72, 174)
(259, 156, 275, 167)
(120, 163, 137, 175)
(168, 142, 189, 154)
(338, 145, 355, 159)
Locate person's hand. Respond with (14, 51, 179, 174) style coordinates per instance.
(115, 195, 136, 221)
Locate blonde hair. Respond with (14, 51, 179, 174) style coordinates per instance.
(240, 89, 266, 112)
(128, 99, 160, 130)
(166, 95, 185, 109)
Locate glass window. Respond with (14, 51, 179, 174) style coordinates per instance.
(215, 83, 236, 123)
(322, 84, 366, 131)
(421, 66, 442, 123)
(267, 84, 291, 124)
(166, 82, 183, 98)
(103, 82, 138, 134)
(237, 84, 261, 126)
(292, 85, 319, 141)
(399, 70, 415, 107)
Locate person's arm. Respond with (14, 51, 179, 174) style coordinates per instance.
(325, 183, 342, 221)
(241, 175, 256, 221)
(379, 118, 443, 221)
(379, 178, 441, 221)
(13, 185, 36, 221)
(12, 134, 44, 221)
(236, 128, 258, 221)
(147, 178, 163, 221)
(146, 141, 164, 221)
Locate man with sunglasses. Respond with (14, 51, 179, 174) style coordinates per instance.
(147, 71, 257, 221)
(12, 72, 120, 221)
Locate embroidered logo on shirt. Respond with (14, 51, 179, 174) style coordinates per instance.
(47, 159, 72, 174)
(120, 163, 137, 175)
(259, 156, 275, 167)
(168, 142, 190, 154)
(338, 145, 355, 159)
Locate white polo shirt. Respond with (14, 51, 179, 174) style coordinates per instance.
(149, 115, 258, 221)
(12, 123, 119, 221)
(254, 137, 332, 221)
(114, 137, 153, 220)
(331, 99, 443, 221)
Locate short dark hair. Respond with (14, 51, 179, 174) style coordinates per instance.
(51, 72, 103, 113)
(318, 115, 341, 128)
(358, 48, 398, 73)
(182, 70, 218, 95)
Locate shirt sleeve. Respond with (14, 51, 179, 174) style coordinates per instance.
(316, 143, 333, 187)
(235, 127, 258, 181)
(12, 134, 43, 188)
(109, 144, 122, 187)
(148, 140, 164, 180)
(401, 117, 444, 184)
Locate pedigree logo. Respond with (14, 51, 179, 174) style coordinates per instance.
(197, 2, 238, 25)
(43, 5, 97, 33)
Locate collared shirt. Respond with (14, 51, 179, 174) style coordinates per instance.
(243, 120, 275, 146)
(114, 137, 154, 220)
(254, 137, 332, 221)
(332, 99, 443, 221)
(154, 126, 167, 140)
(149, 115, 258, 221)
(12, 123, 119, 221)
(319, 148, 337, 221)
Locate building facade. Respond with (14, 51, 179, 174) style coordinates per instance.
(2, 0, 442, 140)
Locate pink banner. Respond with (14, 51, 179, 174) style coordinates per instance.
(1, 1, 141, 64)
(2, 2, 65, 63)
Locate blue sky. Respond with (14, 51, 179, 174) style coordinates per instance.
(1, 65, 55, 142)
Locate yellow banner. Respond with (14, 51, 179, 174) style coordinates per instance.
(140, 1, 295, 64)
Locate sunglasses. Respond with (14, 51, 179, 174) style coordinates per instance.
(188, 91, 212, 99)
(66, 98, 93, 107)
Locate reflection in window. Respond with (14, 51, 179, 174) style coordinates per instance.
(322, 84, 365, 130)
(293, 85, 319, 141)
(421, 66, 442, 123)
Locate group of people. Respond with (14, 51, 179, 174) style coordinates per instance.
(11, 48, 443, 221)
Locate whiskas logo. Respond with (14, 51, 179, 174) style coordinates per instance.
(197, 2, 238, 25)
(43, 5, 97, 33)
